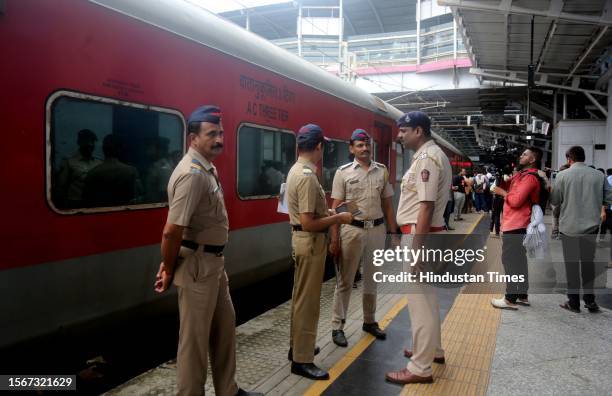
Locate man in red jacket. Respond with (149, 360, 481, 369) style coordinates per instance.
(490, 147, 542, 310)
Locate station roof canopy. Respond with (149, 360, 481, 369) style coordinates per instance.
(375, 87, 530, 156)
(439, 0, 612, 93)
(219, 0, 427, 39)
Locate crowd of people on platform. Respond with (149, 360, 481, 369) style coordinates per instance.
(448, 146, 612, 313)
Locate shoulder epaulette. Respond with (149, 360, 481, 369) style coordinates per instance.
(338, 163, 352, 171)
(190, 159, 206, 175)
(417, 152, 428, 160)
(374, 161, 387, 168)
(302, 168, 314, 175)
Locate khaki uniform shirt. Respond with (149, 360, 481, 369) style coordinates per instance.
(396, 140, 452, 227)
(286, 157, 328, 225)
(166, 148, 228, 246)
(331, 160, 394, 220)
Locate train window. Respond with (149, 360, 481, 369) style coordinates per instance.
(323, 139, 350, 192)
(48, 92, 184, 213)
(237, 124, 296, 199)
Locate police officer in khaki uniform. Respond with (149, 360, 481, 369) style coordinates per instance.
(286, 124, 353, 380)
(154, 105, 261, 396)
(329, 129, 398, 347)
(385, 111, 452, 385)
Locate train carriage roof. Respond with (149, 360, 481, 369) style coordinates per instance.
(89, 0, 464, 157)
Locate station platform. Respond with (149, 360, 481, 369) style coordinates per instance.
(108, 213, 612, 395)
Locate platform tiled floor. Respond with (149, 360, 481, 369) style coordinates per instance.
(107, 214, 485, 395)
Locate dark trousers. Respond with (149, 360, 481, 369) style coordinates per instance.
(443, 200, 454, 228)
(484, 191, 492, 213)
(561, 229, 598, 308)
(601, 209, 612, 261)
(474, 192, 486, 212)
(490, 197, 504, 235)
(501, 229, 528, 303)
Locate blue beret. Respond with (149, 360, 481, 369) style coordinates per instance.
(397, 111, 430, 131)
(297, 124, 328, 146)
(350, 129, 370, 142)
(188, 105, 221, 125)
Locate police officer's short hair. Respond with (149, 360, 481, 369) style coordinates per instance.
(565, 146, 585, 162)
(188, 122, 202, 135)
(607, 168, 612, 176)
(298, 137, 324, 152)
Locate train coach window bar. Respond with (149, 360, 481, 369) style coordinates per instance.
(46, 91, 185, 214)
(237, 123, 296, 200)
(322, 139, 350, 192)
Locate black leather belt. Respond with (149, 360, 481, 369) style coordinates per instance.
(291, 225, 326, 233)
(350, 217, 384, 229)
(181, 240, 225, 254)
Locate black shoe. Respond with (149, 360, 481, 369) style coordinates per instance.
(560, 301, 580, 313)
(585, 302, 600, 313)
(236, 389, 263, 396)
(354, 271, 362, 283)
(287, 346, 320, 361)
(291, 362, 329, 380)
(362, 322, 386, 340)
(332, 330, 348, 347)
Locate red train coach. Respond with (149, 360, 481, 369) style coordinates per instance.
(0, 0, 466, 348)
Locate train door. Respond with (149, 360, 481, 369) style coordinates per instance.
(373, 121, 393, 169)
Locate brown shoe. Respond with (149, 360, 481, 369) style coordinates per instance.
(403, 349, 445, 364)
(385, 368, 433, 384)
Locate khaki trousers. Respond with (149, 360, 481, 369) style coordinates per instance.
(290, 231, 327, 363)
(401, 234, 444, 377)
(332, 223, 385, 330)
(174, 252, 239, 396)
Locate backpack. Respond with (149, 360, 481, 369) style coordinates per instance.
(474, 176, 485, 193)
(525, 171, 550, 215)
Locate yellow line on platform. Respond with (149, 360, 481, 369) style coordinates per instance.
(401, 213, 502, 396)
(303, 297, 407, 396)
(466, 214, 484, 235)
(304, 214, 485, 396)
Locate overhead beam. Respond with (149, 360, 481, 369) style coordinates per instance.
(343, 9, 357, 35)
(438, 0, 612, 26)
(584, 92, 608, 116)
(478, 69, 599, 79)
(470, 67, 609, 96)
(503, 11, 509, 69)
(565, 26, 609, 83)
(365, 0, 384, 33)
(536, 20, 558, 72)
(455, 12, 478, 69)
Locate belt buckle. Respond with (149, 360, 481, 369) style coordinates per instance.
(364, 220, 374, 229)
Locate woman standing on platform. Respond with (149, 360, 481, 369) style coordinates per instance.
(463, 172, 474, 214)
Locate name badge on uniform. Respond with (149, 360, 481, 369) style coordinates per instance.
(349, 179, 359, 184)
